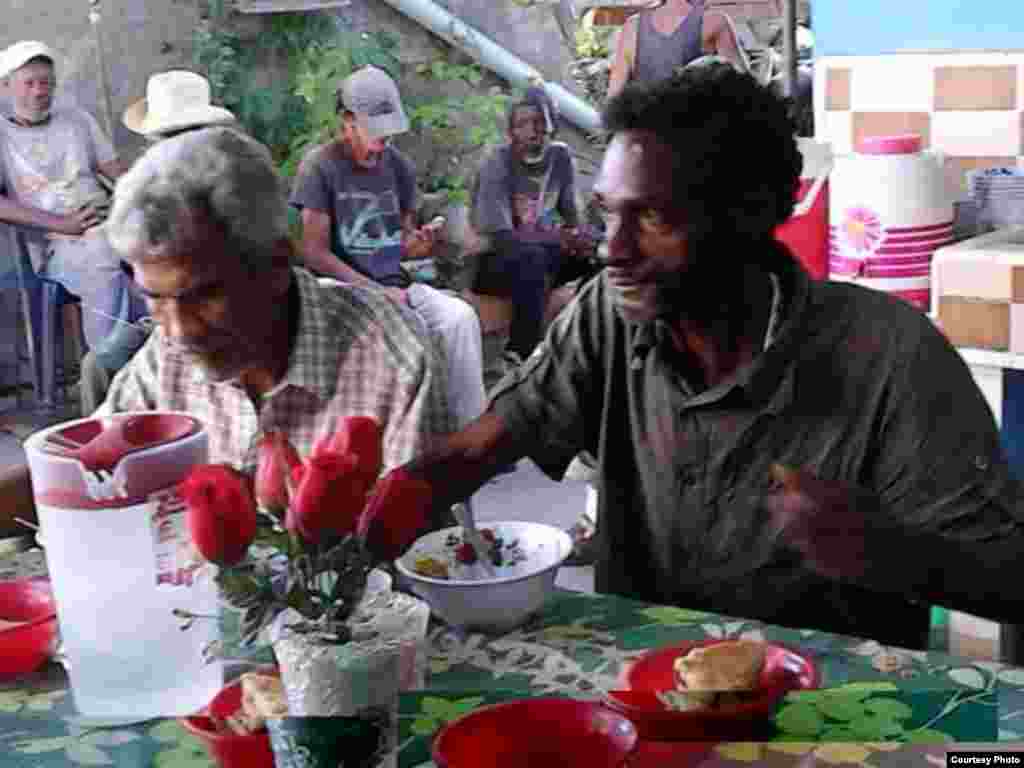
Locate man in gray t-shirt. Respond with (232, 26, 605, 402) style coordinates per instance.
(0, 40, 131, 349)
(292, 140, 416, 288)
(291, 66, 485, 431)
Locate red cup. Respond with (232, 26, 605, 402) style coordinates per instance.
(181, 677, 276, 768)
(0, 577, 58, 680)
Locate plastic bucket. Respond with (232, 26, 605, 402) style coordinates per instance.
(775, 138, 832, 280)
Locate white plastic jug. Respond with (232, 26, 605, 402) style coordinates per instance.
(24, 412, 223, 718)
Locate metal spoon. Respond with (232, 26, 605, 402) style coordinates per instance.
(451, 500, 496, 577)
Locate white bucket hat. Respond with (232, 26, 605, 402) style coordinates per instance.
(123, 70, 235, 137)
(0, 40, 60, 79)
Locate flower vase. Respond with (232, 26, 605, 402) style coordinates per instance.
(268, 589, 430, 768)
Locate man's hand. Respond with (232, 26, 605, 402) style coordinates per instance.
(57, 202, 102, 236)
(403, 225, 437, 261)
(763, 463, 875, 582)
(559, 226, 590, 259)
(383, 287, 409, 306)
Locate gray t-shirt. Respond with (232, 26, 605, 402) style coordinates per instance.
(0, 107, 115, 214)
(289, 142, 416, 287)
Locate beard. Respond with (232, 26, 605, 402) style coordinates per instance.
(610, 238, 736, 326)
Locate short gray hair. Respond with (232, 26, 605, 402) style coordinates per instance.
(106, 127, 288, 271)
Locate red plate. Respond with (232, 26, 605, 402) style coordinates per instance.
(432, 697, 637, 768)
(605, 639, 819, 741)
(0, 577, 58, 680)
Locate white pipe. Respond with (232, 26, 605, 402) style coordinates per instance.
(377, 0, 602, 134)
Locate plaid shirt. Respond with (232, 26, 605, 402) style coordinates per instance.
(97, 268, 453, 473)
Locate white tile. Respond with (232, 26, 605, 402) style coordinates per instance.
(849, 58, 933, 112)
(817, 111, 853, 156)
(931, 111, 1023, 157)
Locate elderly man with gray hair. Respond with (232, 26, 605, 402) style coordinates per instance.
(0, 126, 453, 535)
(100, 125, 452, 465)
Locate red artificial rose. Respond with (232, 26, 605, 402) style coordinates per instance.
(291, 452, 371, 542)
(254, 431, 302, 515)
(179, 465, 257, 566)
(322, 416, 383, 489)
(357, 467, 433, 561)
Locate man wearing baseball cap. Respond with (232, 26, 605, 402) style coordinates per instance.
(0, 39, 132, 350)
(291, 66, 486, 432)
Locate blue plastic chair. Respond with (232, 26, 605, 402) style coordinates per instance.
(3, 224, 82, 408)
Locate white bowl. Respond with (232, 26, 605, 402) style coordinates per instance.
(395, 521, 572, 634)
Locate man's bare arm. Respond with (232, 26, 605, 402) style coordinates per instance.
(96, 158, 129, 182)
(299, 208, 375, 286)
(0, 194, 98, 235)
(407, 411, 527, 511)
(607, 15, 639, 100)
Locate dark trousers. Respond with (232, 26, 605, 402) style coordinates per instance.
(474, 241, 593, 359)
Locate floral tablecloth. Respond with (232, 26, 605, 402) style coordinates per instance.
(3, 547, 1024, 767)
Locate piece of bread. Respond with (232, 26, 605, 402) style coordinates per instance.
(673, 640, 766, 693)
(237, 671, 288, 731)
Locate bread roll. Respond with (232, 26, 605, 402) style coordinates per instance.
(673, 640, 766, 693)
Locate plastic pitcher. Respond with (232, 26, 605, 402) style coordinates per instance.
(23, 412, 223, 718)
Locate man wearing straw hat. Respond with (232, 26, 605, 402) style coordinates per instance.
(0, 39, 131, 350)
(76, 70, 238, 414)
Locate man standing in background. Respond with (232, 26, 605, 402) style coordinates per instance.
(607, 0, 747, 99)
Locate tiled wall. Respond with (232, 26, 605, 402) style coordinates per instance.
(814, 52, 1024, 198)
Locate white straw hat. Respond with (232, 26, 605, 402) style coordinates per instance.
(123, 70, 235, 137)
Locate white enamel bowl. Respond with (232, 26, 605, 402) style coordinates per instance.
(395, 521, 572, 634)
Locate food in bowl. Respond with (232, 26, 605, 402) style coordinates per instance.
(211, 671, 287, 735)
(396, 521, 572, 633)
(658, 640, 767, 711)
(411, 526, 528, 580)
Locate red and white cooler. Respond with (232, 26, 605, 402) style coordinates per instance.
(775, 138, 833, 280)
(828, 134, 955, 311)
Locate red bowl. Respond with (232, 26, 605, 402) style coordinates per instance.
(604, 639, 819, 740)
(0, 577, 58, 680)
(181, 675, 276, 768)
(432, 697, 638, 768)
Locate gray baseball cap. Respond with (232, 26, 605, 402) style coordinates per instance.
(336, 66, 409, 140)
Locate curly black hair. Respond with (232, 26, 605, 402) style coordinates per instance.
(601, 63, 802, 244)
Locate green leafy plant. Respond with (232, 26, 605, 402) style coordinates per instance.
(408, 58, 518, 207)
(192, 3, 334, 167)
